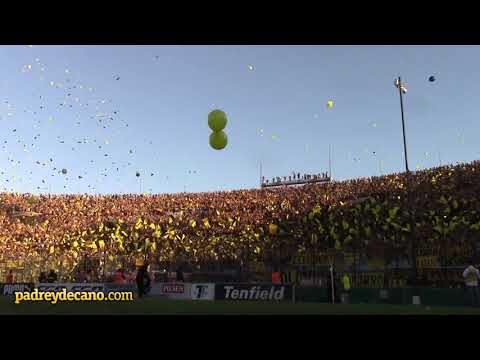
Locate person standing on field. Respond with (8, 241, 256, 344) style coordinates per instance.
(47, 269, 57, 283)
(342, 273, 351, 304)
(113, 269, 126, 284)
(463, 260, 480, 307)
(5, 270, 13, 284)
(136, 264, 151, 298)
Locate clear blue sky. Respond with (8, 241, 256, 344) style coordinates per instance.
(0, 45, 478, 195)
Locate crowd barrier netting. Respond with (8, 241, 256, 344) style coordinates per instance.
(0, 243, 472, 288)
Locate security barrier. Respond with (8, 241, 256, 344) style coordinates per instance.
(294, 286, 472, 307)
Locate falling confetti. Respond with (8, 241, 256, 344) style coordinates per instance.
(247, 65, 254, 71)
(62, 168, 67, 175)
(327, 100, 334, 108)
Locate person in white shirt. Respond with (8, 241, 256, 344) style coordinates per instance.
(462, 260, 480, 307)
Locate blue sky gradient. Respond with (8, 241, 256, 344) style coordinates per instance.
(0, 45, 478, 195)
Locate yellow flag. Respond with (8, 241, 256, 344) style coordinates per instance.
(203, 218, 211, 228)
(269, 224, 278, 235)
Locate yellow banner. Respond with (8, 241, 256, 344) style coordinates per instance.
(416, 255, 439, 269)
(353, 272, 384, 288)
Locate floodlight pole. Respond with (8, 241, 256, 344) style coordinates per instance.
(329, 145, 332, 179)
(330, 265, 335, 304)
(397, 77, 409, 173)
(260, 161, 263, 188)
(396, 76, 417, 284)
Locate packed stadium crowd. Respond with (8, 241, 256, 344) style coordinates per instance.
(0, 160, 479, 283)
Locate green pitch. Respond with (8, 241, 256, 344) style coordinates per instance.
(2, 297, 480, 315)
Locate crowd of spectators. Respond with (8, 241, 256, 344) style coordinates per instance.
(262, 172, 330, 186)
(0, 160, 479, 282)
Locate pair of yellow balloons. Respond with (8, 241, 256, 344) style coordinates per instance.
(208, 110, 228, 150)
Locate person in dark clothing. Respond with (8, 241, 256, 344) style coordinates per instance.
(136, 265, 151, 298)
(143, 265, 151, 295)
(38, 272, 47, 283)
(47, 269, 57, 283)
(326, 275, 333, 303)
(176, 264, 184, 282)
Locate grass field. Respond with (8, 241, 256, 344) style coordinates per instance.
(2, 297, 480, 315)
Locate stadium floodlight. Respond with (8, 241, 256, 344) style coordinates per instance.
(394, 76, 419, 287)
(395, 76, 409, 173)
